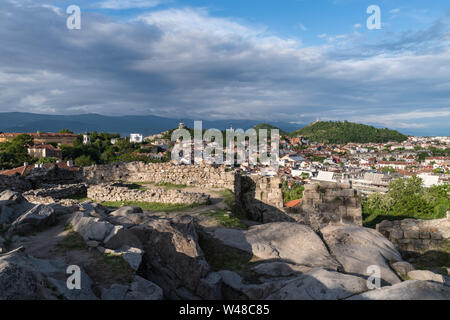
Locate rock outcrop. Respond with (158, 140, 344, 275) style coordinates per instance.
(321, 224, 403, 285)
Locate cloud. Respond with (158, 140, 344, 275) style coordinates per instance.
(0, 2, 449, 135)
(97, 0, 162, 9)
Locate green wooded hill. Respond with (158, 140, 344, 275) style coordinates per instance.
(290, 121, 408, 144)
(253, 123, 287, 136)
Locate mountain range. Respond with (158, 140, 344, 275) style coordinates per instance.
(0, 112, 301, 137)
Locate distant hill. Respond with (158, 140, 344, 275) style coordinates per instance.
(290, 121, 408, 144)
(253, 123, 287, 136)
(0, 112, 299, 137)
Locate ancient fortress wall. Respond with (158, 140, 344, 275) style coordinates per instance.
(376, 213, 450, 253)
(87, 184, 210, 205)
(80, 162, 236, 191)
(290, 182, 363, 231)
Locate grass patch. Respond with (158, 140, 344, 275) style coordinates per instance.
(56, 231, 87, 250)
(411, 239, 450, 275)
(124, 183, 148, 191)
(202, 209, 247, 229)
(198, 231, 259, 282)
(218, 189, 235, 210)
(99, 252, 135, 283)
(100, 201, 202, 212)
(154, 182, 190, 189)
(65, 194, 91, 203)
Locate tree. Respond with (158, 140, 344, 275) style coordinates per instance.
(59, 129, 74, 134)
(74, 155, 95, 166)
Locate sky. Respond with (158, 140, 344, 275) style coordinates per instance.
(0, 0, 449, 135)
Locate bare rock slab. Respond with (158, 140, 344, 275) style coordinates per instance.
(212, 222, 340, 270)
(348, 280, 450, 300)
(321, 225, 403, 285)
(266, 268, 368, 300)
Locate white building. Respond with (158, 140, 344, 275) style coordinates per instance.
(130, 133, 144, 143)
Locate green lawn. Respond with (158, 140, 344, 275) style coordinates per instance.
(202, 209, 247, 229)
(100, 201, 202, 212)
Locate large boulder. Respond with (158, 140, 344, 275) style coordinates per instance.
(407, 270, 445, 284)
(211, 222, 340, 270)
(266, 268, 368, 300)
(0, 248, 56, 300)
(124, 276, 163, 300)
(107, 206, 146, 226)
(8, 204, 57, 236)
(348, 280, 450, 300)
(69, 211, 114, 242)
(106, 215, 212, 299)
(0, 190, 34, 225)
(321, 225, 403, 285)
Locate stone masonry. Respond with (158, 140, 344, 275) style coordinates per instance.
(376, 212, 450, 253)
(81, 162, 236, 191)
(287, 182, 363, 231)
(87, 184, 210, 205)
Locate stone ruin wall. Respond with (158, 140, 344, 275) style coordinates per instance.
(80, 162, 236, 191)
(1, 162, 364, 229)
(234, 175, 294, 223)
(376, 213, 450, 253)
(288, 182, 363, 231)
(87, 184, 210, 205)
(0, 175, 32, 193)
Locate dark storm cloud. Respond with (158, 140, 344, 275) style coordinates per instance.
(0, 1, 449, 134)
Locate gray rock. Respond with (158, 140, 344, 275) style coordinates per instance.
(407, 270, 445, 284)
(391, 261, 415, 278)
(28, 255, 98, 300)
(120, 246, 143, 271)
(69, 211, 114, 242)
(252, 262, 311, 277)
(321, 224, 403, 285)
(197, 272, 222, 300)
(266, 268, 368, 300)
(8, 204, 57, 236)
(212, 222, 340, 270)
(0, 248, 56, 300)
(348, 280, 450, 300)
(101, 284, 129, 300)
(125, 276, 163, 300)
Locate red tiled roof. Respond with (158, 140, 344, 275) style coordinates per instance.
(0, 162, 79, 176)
(284, 199, 302, 208)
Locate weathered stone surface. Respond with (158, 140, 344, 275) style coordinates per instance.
(0, 190, 34, 225)
(197, 272, 222, 300)
(28, 256, 97, 300)
(88, 184, 210, 205)
(377, 216, 450, 253)
(101, 284, 129, 300)
(212, 222, 340, 270)
(8, 204, 57, 236)
(252, 262, 311, 277)
(348, 280, 450, 300)
(217, 270, 291, 300)
(391, 261, 415, 278)
(321, 224, 403, 285)
(115, 216, 211, 299)
(124, 276, 163, 300)
(0, 248, 55, 300)
(407, 270, 445, 284)
(287, 182, 362, 230)
(69, 211, 114, 242)
(266, 268, 368, 300)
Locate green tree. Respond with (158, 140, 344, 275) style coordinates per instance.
(74, 155, 95, 166)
